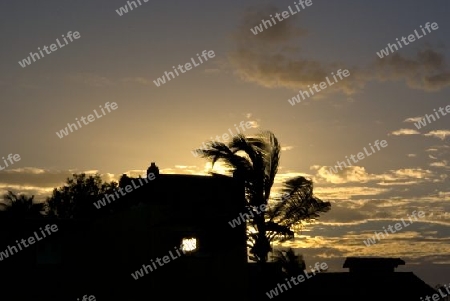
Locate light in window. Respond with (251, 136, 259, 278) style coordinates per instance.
(181, 237, 197, 253)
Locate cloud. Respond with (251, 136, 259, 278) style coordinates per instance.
(373, 48, 450, 91)
(392, 168, 433, 179)
(430, 161, 448, 168)
(277, 216, 450, 264)
(407, 154, 417, 157)
(228, 5, 362, 95)
(314, 166, 373, 184)
(404, 117, 424, 123)
(311, 165, 437, 186)
(274, 171, 313, 185)
(424, 130, 450, 140)
(0, 167, 123, 202)
(246, 120, 260, 128)
(229, 5, 450, 96)
(174, 165, 197, 169)
(390, 128, 421, 136)
(67, 73, 113, 87)
(315, 186, 391, 200)
(281, 146, 294, 151)
(0, 168, 76, 188)
(69, 74, 156, 87)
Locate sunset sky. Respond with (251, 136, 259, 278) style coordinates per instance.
(1, 0, 449, 286)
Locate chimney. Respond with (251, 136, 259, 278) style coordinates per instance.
(343, 257, 405, 274)
(147, 162, 160, 178)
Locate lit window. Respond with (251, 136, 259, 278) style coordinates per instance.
(181, 237, 197, 253)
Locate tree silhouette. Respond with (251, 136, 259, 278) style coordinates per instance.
(196, 130, 331, 264)
(272, 248, 306, 277)
(46, 173, 117, 219)
(0, 190, 44, 218)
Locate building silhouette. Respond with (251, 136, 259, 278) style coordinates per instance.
(0, 164, 248, 300)
(90, 169, 248, 300)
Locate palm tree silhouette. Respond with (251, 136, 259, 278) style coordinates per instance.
(196, 130, 331, 264)
(0, 190, 44, 218)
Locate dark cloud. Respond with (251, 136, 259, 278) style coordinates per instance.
(229, 5, 450, 95)
(228, 5, 363, 95)
(373, 49, 450, 91)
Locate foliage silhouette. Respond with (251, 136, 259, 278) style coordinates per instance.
(0, 190, 44, 218)
(46, 173, 117, 219)
(272, 248, 306, 277)
(196, 130, 331, 264)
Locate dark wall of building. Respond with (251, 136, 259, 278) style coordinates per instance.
(88, 174, 248, 299)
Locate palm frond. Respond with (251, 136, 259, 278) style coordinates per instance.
(267, 176, 331, 228)
(196, 142, 254, 173)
